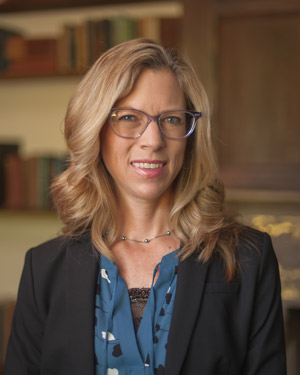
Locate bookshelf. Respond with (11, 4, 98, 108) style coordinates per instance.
(0, 1, 183, 78)
(0, 0, 183, 203)
(0, 0, 183, 291)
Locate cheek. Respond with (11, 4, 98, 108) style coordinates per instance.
(100, 131, 132, 179)
(100, 124, 120, 166)
(100, 127, 116, 173)
(101, 142, 118, 175)
(174, 142, 187, 168)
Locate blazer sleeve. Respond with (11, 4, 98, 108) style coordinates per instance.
(4, 249, 43, 375)
(242, 233, 287, 374)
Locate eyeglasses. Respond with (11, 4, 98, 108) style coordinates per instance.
(108, 108, 202, 140)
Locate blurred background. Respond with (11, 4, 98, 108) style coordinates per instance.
(0, 0, 299, 373)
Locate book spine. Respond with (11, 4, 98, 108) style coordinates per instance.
(0, 28, 21, 72)
(0, 144, 19, 207)
(3, 154, 24, 209)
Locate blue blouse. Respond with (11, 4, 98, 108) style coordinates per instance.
(94, 250, 179, 375)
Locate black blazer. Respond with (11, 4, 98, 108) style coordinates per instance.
(5, 229, 286, 375)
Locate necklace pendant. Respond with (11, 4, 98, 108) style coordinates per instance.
(144, 239, 150, 243)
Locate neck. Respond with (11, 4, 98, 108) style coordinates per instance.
(117, 194, 173, 239)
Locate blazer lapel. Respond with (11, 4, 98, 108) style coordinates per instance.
(66, 235, 98, 375)
(165, 256, 209, 375)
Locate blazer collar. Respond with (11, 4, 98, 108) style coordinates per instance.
(165, 256, 209, 375)
(66, 234, 98, 375)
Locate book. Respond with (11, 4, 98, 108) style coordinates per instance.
(160, 17, 182, 49)
(0, 144, 19, 207)
(24, 156, 39, 209)
(110, 17, 137, 47)
(89, 19, 112, 63)
(0, 28, 21, 72)
(64, 25, 77, 73)
(75, 22, 89, 72)
(57, 26, 70, 73)
(24, 156, 50, 209)
(4, 35, 27, 61)
(23, 155, 68, 209)
(2, 38, 58, 77)
(137, 17, 161, 42)
(3, 153, 24, 209)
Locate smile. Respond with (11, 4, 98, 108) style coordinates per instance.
(131, 162, 165, 169)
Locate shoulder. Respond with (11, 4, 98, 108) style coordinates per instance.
(29, 232, 92, 256)
(19, 233, 96, 307)
(233, 227, 281, 293)
(201, 226, 279, 284)
(25, 232, 94, 277)
(237, 226, 268, 248)
(236, 226, 277, 268)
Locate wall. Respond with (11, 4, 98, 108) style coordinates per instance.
(0, 77, 79, 157)
(0, 211, 62, 298)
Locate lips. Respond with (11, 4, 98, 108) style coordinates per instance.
(130, 160, 167, 178)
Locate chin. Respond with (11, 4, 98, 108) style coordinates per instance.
(131, 185, 171, 202)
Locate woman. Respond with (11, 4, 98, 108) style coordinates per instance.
(5, 39, 286, 375)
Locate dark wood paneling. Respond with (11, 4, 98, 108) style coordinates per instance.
(182, 0, 216, 103)
(215, 0, 300, 16)
(218, 13, 300, 189)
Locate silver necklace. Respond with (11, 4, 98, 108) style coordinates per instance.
(120, 230, 171, 244)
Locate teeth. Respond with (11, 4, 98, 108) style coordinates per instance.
(132, 162, 164, 169)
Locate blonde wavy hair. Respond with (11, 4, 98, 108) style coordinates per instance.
(52, 38, 243, 281)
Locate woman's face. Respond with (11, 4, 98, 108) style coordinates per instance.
(100, 69, 187, 204)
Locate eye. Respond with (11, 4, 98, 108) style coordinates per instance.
(162, 115, 183, 125)
(121, 114, 138, 121)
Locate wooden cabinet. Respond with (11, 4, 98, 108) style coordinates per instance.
(183, 0, 300, 193)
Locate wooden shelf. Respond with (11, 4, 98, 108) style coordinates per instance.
(0, 0, 176, 13)
(0, 70, 84, 80)
(0, 208, 59, 216)
(226, 189, 300, 204)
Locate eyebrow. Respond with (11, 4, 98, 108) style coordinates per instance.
(113, 106, 187, 114)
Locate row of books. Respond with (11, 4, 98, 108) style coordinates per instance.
(0, 16, 181, 77)
(0, 146, 67, 210)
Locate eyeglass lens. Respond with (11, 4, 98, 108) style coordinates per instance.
(110, 109, 196, 139)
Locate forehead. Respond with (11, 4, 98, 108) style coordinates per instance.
(115, 69, 186, 111)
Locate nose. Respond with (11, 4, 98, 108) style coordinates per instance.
(139, 118, 165, 150)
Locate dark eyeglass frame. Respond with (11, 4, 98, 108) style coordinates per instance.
(108, 107, 202, 140)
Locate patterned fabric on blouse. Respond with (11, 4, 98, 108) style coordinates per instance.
(94, 250, 179, 375)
